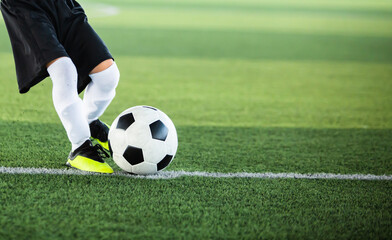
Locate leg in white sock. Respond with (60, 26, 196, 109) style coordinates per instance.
(47, 57, 90, 151)
(83, 61, 120, 123)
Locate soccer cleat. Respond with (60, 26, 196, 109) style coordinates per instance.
(89, 119, 110, 152)
(66, 140, 113, 173)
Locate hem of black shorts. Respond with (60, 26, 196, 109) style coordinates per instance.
(87, 55, 114, 76)
(19, 52, 69, 94)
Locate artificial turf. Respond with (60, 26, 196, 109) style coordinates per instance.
(0, 174, 391, 240)
(0, 0, 391, 239)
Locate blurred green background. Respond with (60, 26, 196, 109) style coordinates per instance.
(0, 1, 391, 238)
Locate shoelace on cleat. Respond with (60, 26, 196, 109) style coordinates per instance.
(93, 144, 110, 159)
(78, 144, 109, 163)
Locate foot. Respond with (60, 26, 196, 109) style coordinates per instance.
(66, 140, 113, 173)
(89, 119, 110, 152)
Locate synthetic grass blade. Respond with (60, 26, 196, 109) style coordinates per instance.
(1, 166, 391, 181)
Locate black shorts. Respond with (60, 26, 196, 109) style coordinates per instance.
(1, 0, 113, 94)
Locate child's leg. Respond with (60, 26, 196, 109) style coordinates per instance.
(83, 59, 120, 123)
(47, 57, 90, 151)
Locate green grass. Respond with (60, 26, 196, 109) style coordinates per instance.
(0, 0, 391, 239)
(1, 121, 391, 174)
(1, 175, 391, 239)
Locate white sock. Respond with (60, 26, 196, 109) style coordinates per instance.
(47, 57, 90, 151)
(83, 62, 120, 123)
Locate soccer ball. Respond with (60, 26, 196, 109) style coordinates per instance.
(108, 106, 178, 175)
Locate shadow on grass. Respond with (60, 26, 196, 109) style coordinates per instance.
(0, 120, 391, 174)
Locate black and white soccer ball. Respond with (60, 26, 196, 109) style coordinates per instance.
(108, 106, 178, 175)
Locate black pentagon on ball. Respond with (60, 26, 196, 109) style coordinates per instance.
(123, 145, 144, 165)
(116, 113, 135, 130)
(157, 155, 173, 171)
(149, 120, 168, 141)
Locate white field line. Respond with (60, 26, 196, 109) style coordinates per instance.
(0, 166, 391, 180)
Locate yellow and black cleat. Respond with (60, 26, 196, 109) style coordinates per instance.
(89, 119, 110, 152)
(66, 140, 113, 173)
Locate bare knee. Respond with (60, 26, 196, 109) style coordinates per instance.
(90, 59, 114, 74)
(89, 60, 119, 92)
